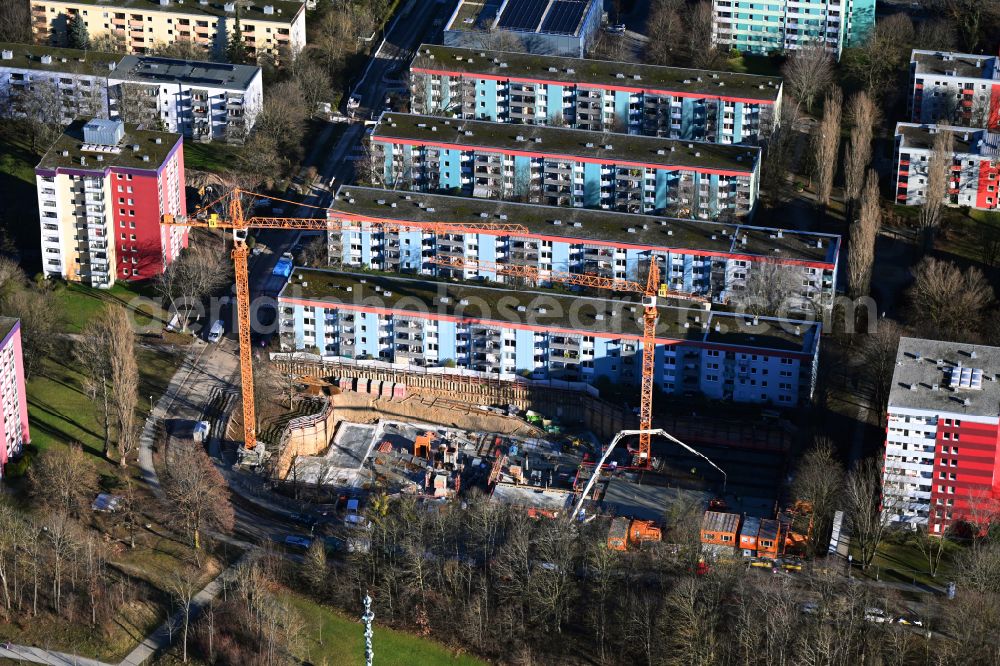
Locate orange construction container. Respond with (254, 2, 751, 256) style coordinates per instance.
(414, 432, 433, 459)
(629, 519, 662, 546)
(700, 511, 741, 548)
(757, 519, 783, 559)
(608, 517, 629, 551)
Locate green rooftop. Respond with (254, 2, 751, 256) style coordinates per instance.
(412, 44, 783, 102)
(330, 186, 838, 264)
(37, 0, 303, 22)
(373, 113, 760, 172)
(36, 119, 180, 172)
(279, 269, 816, 353)
(0, 41, 120, 76)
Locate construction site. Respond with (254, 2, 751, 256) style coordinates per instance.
(179, 188, 816, 567)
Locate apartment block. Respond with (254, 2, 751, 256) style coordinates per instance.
(443, 0, 602, 58)
(109, 55, 262, 142)
(31, 0, 305, 60)
(909, 50, 1000, 130)
(409, 45, 783, 145)
(0, 42, 116, 122)
(326, 187, 839, 310)
(711, 0, 876, 60)
(883, 337, 1000, 534)
(369, 113, 760, 220)
(35, 118, 187, 287)
(277, 270, 821, 406)
(0, 318, 29, 477)
(894, 123, 1000, 212)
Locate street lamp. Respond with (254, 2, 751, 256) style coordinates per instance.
(149, 395, 154, 414)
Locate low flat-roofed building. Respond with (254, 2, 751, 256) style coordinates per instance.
(109, 55, 262, 143)
(700, 510, 741, 551)
(277, 269, 822, 406)
(909, 50, 1000, 130)
(327, 186, 838, 310)
(410, 44, 782, 144)
(369, 112, 760, 220)
(894, 122, 1000, 211)
(443, 0, 602, 58)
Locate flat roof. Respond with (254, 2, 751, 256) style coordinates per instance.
(0, 41, 120, 76)
(330, 186, 838, 264)
(36, 119, 179, 171)
(888, 337, 1000, 418)
(373, 113, 759, 173)
(911, 49, 998, 80)
(112, 55, 259, 89)
(412, 44, 782, 101)
(278, 269, 818, 353)
(491, 483, 573, 511)
(896, 122, 1000, 157)
(36, 0, 302, 22)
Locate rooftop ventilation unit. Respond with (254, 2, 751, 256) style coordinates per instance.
(40, 55, 52, 64)
(263, 4, 275, 14)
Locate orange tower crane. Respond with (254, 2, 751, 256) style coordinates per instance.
(428, 256, 709, 466)
(161, 189, 529, 450)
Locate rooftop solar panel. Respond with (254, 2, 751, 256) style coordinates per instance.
(541, 0, 586, 35)
(497, 0, 548, 31)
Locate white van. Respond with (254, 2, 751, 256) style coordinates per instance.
(207, 319, 225, 343)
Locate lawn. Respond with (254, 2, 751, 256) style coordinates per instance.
(183, 139, 243, 174)
(0, 121, 44, 270)
(850, 536, 958, 589)
(51, 280, 168, 334)
(280, 591, 487, 666)
(26, 340, 180, 460)
(722, 53, 784, 77)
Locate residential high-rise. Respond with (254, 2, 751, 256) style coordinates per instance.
(909, 50, 1000, 130)
(409, 44, 783, 145)
(883, 337, 1000, 534)
(711, 0, 876, 60)
(894, 122, 1000, 212)
(0, 318, 29, 477)
(35, 118, 187, 287)
(30, 0, 306, 61)
(368, 113, 760, 220)
(277, 270, 822, 406)
(326, 186, 839, 311)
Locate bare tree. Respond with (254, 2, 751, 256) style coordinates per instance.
(860, 318, 902, 420)
(845, 455, 898, 569)
(291, 57, 334, 119)
(28, 443, 93, 517)
(11, 79, 64, 153)
(106, 305, 139, 467)
(1, 286, 62, 379)
(644, 0, 685, 66)
(907, 257, 994, 339)
(161, 441, 235, 550)
(792, 437, 845, 557)
(812, 87, 842, 209)
(111, 82, 160, 129)
(782, 43, 835, 115)
(169, 566, 202, 663)
(734, 259, 802, 317)
(150, 40, 210, 60)
(844, 92, 877, 215)
(848, 170, 881, 298)
(74, 325, 113, 458)
(846, 13, 914, 99)
(912, 526, 948, 578)
(918, 129, 954, 232)
(0, 0, 30, 42)
(686, 1, 718, 69)
(154, 241, 231, 331)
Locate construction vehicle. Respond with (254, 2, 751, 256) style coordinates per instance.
(429, 256, 708, 468)
(607, 517, 630, 551)
(161, 188, 529, 451)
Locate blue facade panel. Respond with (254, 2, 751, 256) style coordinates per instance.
(655, 170, 668, 210)
(400, 231, 422, 270)
(583, 162, 601, 207)
(625, 249, 641, 280)
(514, 328, 535, 373)
(732, 102, 744, 143)
(437, 320, 457, 364)
(359, 312, 379, 357)
(546, 85, 564, 122)
(478, 233, 497, 279)
(475, 79, 499, 121)
(440, 148, 463, 189)
(614, 91, 630, 132)
(551, 242, 569, 272)
(294, 306, 305, 348)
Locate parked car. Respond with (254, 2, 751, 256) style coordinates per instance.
(283, 535, 313, 550)
(207, 319, 225, 343)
